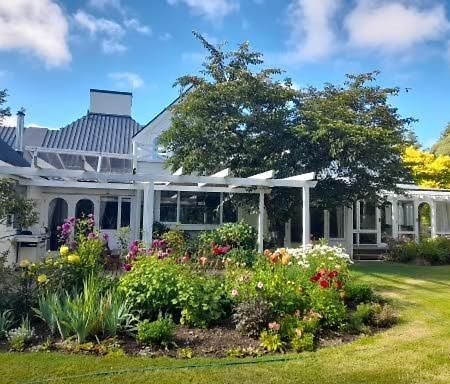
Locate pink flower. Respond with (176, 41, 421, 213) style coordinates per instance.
(268, 322, 280, 331)
(88, 232, 97, 239)
(257, 281, 264, 289)
(231, 289, 239, 297)
(103, 233, 109, 242)
(123, 263, 132, 272)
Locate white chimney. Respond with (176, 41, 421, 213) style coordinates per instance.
(15, 109, 25, 152)
(89, 89, 132, 116)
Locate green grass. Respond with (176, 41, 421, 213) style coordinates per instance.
(2, 262, 450, 384)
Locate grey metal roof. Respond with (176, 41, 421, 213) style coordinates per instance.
(0, 137, 29, 167)
(0, 113, 141, 155)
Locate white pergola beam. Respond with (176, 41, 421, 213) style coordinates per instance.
(199, 168, 230, 187)
(257, 192, 265, 253)
(249, 170, 274, 179)
(25, 146, 132, 160)
(142, 182, 154, 245)
(282, 172, 315, 181)
(302, 186, 311, 250)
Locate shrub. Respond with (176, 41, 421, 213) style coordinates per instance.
(369, 303, 399, 328)
(387, 239, 418, 263)
(233, 297, 274, 337)
(291, 332, 315, 352)
(119, 257, 183, 319)
(418, 237, 450, 264)
(162, 228, 187, 256)
(176, 273, 227, 328)
(225, 248, 259, 267)
(136, 316, 175, 347)
(199, 221, 257, 251)
(344, 281, 375, 305)
(0, 309, 14, 340)
(279, 314, 303, 341)
(259, 330, 284, 352)
(346, 303, 372, 334)
(153, 221, 169, 239)
(7, 317, 34, 351)
(308, 287, 347, 329)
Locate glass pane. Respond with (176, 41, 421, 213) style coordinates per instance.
(160, 191, 178, 222)
(436, 201, 450, 233)
(180, 192, 220, 224)
(381, 202, 392, 241)
(359, 201, 376, 230)
(75, 199, 94, 219)
(330, 206, 345, 238)
(222, 195, 238, 223)
(121, 198, 131, 227)
(310, 208, 324, 241)
(398, 201, 414, 232)
(359, 233, 377, 244)
(100, 197, 118, 229)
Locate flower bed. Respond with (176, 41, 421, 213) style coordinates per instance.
(0, 220, 397, 357)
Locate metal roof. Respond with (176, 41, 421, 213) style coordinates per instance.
(0, 138, 29, 167)
(0, 113, 141, 155)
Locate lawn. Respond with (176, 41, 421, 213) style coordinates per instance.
(1, 262, 450, 384)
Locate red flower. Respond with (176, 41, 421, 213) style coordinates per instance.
(328, 270, 338, 279)
(319, 279, 330, 288)
(318, 268, 328, 277)
(334, 280, 343, 289)
(310, 273, 321, 282)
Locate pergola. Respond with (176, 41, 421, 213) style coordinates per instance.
(0, 165, 317, 251)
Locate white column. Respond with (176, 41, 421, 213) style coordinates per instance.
(324, 210, 330, 239)
(132, 141, 138, 171)
(413, 200, 419, 241)
(142, 182, 154, 246)
(133, 189, 142, 240)
(302, 186, 310, 250)
(345, 206, 354, 258)
(257, 192, 265, 253)
(376, 207, 381, 245)
(284, 220, 291, 247)
(391, 198, 398, 239)
(430, 200, 437, 238)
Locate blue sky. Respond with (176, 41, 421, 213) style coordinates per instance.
(1, 0, 450, 147)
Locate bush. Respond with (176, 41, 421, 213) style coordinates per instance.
(291, 332, 315, 352)
(119, 257, 183, 319)
(233, 297, 274, 337)
(369, 303, 399, 328)
(7, 317, 34, 352)
(162, 228, 187, 256)
(136, 316, 175, 347)
(308, 287, 347, 329)
(387, 239, 418, 263)
(346, 303, 372, 334)
(199, 221, 257, 251)
(176, 273, 227, 328)
(418, 237, 450, 264)
(259, 330, 284, 352)
(344, 281, 375, 305)
(225, 248, 259, 267)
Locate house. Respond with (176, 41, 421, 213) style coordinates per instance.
(0, 88, 449, 264)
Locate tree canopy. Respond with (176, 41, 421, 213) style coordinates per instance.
(431, 122, 450, 156)
(0, 89, 11, 126)
(159, 34, 415, 243)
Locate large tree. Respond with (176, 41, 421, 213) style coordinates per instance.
(0, 89, 11, 126)
(160, 35, 414, 244)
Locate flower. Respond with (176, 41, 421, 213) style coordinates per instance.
(59, 245, 69, 256)
(231, 288, 239, 297)
(19, 259, 30, 268)
(103, 233, 109, 242)
(268, 322, 280, 331)
(88, 232, 98, 240)
(123, 263, 132, 272)
(295, 328, 303, 337)
(319, 279, 330, 289)
(37, 274, 48, 284)
(67, 254, 81, 264)
(199, 256, 208, 266)
(257, 281, 264, 289)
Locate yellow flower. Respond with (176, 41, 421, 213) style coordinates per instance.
(67, 253, 81, 264)
(60, 245, 70, 256)
(37, 274, 48, 284)
(19, 259, 30, 268)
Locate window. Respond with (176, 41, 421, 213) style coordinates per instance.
(359, 201, 376, 230)
(121, 198, 131, 227)
(160, 191, 178, 222)
(398, 201, 414, 232)
(100, 197, 118, 229)
(329, 207, 345, 238)
(75, 199, 94, 219)
(180, 192, 220, 224)
(222, 195, 238, 223)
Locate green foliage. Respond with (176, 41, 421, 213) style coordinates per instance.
(226, 347, 263, 358)
(162, 228, 187, 256)
(387, 238, 419, 263)
(119, 257, 183, 319)
(308, 287, 347, 329)
(224, 248, 259, 267)
(0, 89, 11, 125)
(369, 303, 399, 328)
(153, 221, 169, 238)
(176, 273, 226, 328)
(214, 221, 257, 250)
(136, 316, 175, 347)
(232, 297, 274, 337)
(344, 281, 375, 305)
(291, 332, 315, 352)
(34, 275, 134, 343)
(7, 317, 34, 352)
(279, 314, 303, 341)
(346, 303, 372, 334)
(0, 309, 14, 339)
(388, 236, 450, 265)
(259, 330, 284, 352)
(116, 226, 131, 257)
(432, 121, 450, 156)
(177, 347, 194, 359)
(0, 178, 38, 229)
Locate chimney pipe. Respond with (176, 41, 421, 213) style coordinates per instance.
(15, 109, 25, 152)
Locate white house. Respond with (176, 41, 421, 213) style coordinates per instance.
(0, 88, 449, 264)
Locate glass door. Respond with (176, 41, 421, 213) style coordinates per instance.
(353, 200, 380, 245)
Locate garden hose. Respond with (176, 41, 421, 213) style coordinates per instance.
(22, 354, 306, 384)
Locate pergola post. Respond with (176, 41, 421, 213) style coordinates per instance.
(142, 182, 154, 246)
(133, 189, 142, 240)
(430, 200, 437, 238)
(302, 186, 310, 250)
(257, 192, 265, 253)
(391, 198, 398, 239)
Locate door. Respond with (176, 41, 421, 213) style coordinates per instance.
(353, 200, 380, 246)
(48, 198, 68, 251)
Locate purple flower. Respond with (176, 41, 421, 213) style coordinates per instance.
(69, 217, 76, 223)
(130, 244, 139, 254)
(103, 233, 109, 242)
(123, 263, 132, 272)
(88, 232, 97, 239)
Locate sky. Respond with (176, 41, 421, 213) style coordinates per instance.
(1, 0, 450, 148)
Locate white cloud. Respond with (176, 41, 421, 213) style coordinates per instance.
(102, 39, 127, 54)
(124, 18, 151, 35)
(345, 1, 450, 52)
(0, 0, 70, 68)
(159, 32, 173, 41)
(167, 0, 239, 22)
(284, 0, 341, 62)
(109, 72, 144, 89)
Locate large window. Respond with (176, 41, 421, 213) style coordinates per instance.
(160, 191, 178, 222)
(398, 201, 414, 232)
(180, 192, 220, 224)
(329, 207, 345, 238)
(359, 201, 376, 230)
(120, 198, 131, 227)
(100, 197, 118, 229)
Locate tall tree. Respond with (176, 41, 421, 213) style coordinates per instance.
(160, 35, 415, 244)
(431, 122, 450, 155)
(0, 89, 11, 126)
